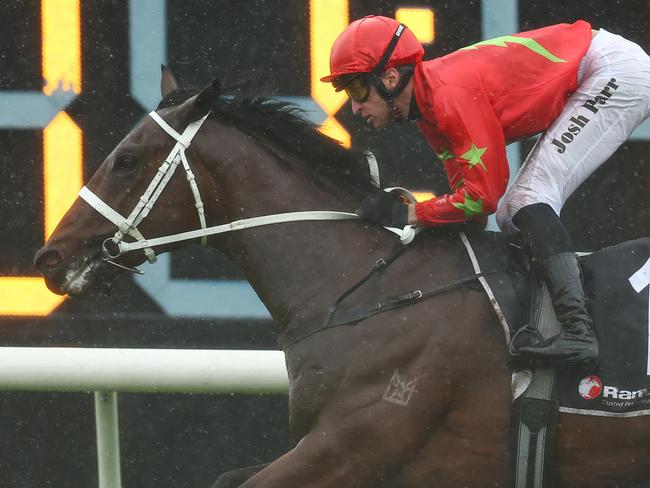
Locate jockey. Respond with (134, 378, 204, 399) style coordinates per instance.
(322, 15, 650, 367)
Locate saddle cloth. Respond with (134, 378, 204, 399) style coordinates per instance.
(470, 233, 650, 417)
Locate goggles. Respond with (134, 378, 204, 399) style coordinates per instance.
(338, 74, 371, 103)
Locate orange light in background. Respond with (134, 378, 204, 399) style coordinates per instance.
(310, 0, 351, 147)
(42, 0, 81, 95)
(412, 191, 435, 202)
(44, 111, 83, 239)
(396, 7, 435, 44)
(0, 278, 66, 316)
(0, 0, 82, 316)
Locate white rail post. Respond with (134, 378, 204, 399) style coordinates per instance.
(0, 347, 289, 488)
(95, 391, 122, 488)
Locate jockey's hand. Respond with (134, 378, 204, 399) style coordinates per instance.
(355, 189, 409, 227)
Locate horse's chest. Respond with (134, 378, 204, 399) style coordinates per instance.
(285, 348, 348, 435)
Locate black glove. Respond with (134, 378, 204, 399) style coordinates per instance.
(355, 189, 409, 227)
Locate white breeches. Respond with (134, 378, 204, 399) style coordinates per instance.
(496, 29, 650, 234)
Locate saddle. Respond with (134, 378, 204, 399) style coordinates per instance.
(468, 232, 650, 488)
(471, 233, 650, 416)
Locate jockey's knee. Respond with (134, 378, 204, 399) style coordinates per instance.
(495, 199, 514, 234)
(496, 190, 561, 234)
(496, 195, 525, 234)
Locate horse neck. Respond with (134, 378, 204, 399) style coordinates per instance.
(198, 123, 395, 329)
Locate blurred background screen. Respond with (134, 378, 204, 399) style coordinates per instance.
(0, 1, 648, 486)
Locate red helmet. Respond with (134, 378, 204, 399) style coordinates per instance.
(321, 15, 424, 83)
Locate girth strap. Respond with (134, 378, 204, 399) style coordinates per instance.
(510, 272, 562, 488)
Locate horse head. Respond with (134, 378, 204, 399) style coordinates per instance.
(34, 67, 226, 298)
(34, 66, 378, 307)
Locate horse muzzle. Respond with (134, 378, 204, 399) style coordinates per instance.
(34, 247, 68, 295)
(35, 243, 114, 299)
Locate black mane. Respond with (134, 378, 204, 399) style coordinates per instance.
(158, 88, 376, 198)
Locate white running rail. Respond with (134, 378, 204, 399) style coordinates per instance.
(0, 347, 289, 488)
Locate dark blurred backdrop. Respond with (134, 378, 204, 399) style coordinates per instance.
(0, 1, 648, 486)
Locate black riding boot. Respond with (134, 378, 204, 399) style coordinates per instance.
(511, 203, 599, 366)
(517, 252, 599, 364)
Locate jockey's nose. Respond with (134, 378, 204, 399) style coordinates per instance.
(351, 100, 362, 114)
(34, 247, 62, 274)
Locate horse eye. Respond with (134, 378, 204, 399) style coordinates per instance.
(114, 155, 139, 172)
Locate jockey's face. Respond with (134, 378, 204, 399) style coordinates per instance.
(349, 69, 404, 128)
(350, 83, 393, 128)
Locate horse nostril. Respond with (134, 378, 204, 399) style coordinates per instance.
(34, 249, 62, 272)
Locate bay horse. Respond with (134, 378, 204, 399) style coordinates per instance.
(34, 68, 650, 487)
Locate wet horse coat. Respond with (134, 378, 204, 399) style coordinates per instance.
(35, 70, 650, 487)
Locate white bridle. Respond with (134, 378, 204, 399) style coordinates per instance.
(78, 110, 359, 266)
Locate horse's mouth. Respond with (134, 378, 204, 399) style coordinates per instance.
(57, 253, 118, 300)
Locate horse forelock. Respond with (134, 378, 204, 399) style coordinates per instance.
(157, 87, 376, 198)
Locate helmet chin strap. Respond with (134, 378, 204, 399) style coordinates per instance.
(388, 98, 403, 122)
(371, 65, 414, 123)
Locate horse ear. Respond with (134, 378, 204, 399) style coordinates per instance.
(191, 77, 221, 118)
(160, 65, 179, 97)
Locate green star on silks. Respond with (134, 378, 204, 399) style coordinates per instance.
(461, 143, 488, 171)
(452, 193, 484, 218)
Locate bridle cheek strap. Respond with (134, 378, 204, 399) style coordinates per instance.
(78, 111, 210, 263)
(147, 111, 209, 244)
